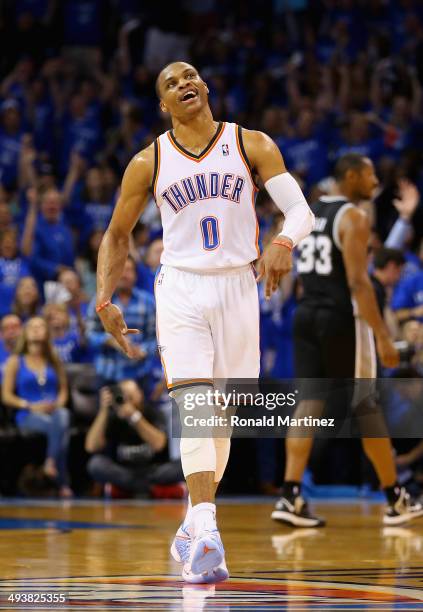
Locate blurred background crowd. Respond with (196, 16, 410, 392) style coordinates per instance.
(0, 0, 422, 499)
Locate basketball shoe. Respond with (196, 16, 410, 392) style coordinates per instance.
(271, 494, 326, 527)
(171, 522, 229, 583)
(383, 487, 423, 525)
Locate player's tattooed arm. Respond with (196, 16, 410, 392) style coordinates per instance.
(96, 143, 155, 357)
(340, 207, 399, 369)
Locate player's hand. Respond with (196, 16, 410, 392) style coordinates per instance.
(375, 332, 399, 369)
(256, 240, 293, 299)
(97, 302, 139, 358)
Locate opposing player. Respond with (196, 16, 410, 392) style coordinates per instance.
(271, 153, 423, 528)
(95, 61, 314, 582)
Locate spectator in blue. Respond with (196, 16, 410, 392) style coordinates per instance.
(57, 268, 89, 332)
(65, 163, 116, 245)
(283, 109, 329, 191)
(0, 314, 22, 383)
(63, 0, 103, 48)
(0, 99, 24, 189)
(0, 227, 30, 316)
(2, 316, 72, 497)
(25, 77, 55, 157)
(333, 112, 384, 162)
(136, 238, 163, 296)
(23, 188, 75, 283)
(59, 93, 101, 177)
(86, 256, 156, 386)
(106, 101, 150, 173)
(392, 270, 423, 323)
(43, 303, 88, 364)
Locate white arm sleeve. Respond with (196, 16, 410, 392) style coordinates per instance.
(265, 173, 315, 246)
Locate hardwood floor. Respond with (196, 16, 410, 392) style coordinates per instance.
(0, 498, 422, 610)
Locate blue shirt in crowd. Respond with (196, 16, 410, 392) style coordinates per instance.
(14, 355, 59, 425)
(391, 271, 423, 321)
(53, 331, 91, 364)
(30, 216, 75, 282)
(0, 129, 22, 188)
(0, 255, 31, 316)
(86, 287, 157, 383)
(136, 263, 156, 296)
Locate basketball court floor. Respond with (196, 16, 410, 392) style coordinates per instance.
(1, 497, 423, 610)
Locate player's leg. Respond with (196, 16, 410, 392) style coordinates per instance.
(272, 304, 326, 527)
(353, 317, 423, 525)
(183, 265, 260, 582)
(209, 265, 261, 488)
(155, 267, 224, 576)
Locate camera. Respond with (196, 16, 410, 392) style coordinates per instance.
(109, 384, 125, 407)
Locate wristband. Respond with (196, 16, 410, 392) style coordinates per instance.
(129, 411, 142, 426)
(272, 236, 293, 251)
(96, 300, 111, 313)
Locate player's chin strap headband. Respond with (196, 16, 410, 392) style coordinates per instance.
(265, 172, 315, 247)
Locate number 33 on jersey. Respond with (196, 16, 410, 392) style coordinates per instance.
(152, 122, 260, 269)
(296, 196, 355, 314)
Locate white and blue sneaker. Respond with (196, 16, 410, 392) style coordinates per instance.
(171, 522, 229, 583)
(189, 529, 224, 575)
(170, 523, 192, 563)
(182, 557, 229, 584)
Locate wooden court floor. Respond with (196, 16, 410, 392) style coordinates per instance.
(0, 498, 423, 610)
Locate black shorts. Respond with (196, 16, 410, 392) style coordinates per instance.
(293, 304, 377, 379)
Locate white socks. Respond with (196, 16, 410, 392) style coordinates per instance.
(191, 502, 217, 535)
(184, 496, 193, 527)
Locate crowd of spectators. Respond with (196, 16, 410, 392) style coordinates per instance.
(0, 0, 422, 497)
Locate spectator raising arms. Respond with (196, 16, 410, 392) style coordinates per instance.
(22, 188, 75, 283)
(1, 316, 72, 497)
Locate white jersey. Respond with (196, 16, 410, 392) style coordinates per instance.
(153, 122, 260, 270)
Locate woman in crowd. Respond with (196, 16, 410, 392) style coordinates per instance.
(11, 276, 41, 321)
(2, 316, 72, 497)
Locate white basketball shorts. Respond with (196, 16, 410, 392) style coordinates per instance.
(154, 264, 260, 390)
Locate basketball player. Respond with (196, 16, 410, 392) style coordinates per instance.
(271, 153, 423, 528)
(95, 62, 314, 582)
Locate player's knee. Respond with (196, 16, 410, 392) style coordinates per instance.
(172, 384, 218, 477)
(180, 437, 216, 477)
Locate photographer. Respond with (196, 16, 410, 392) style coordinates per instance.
(85, 380, 183, 496)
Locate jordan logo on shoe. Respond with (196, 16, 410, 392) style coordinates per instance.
(203, 544, 214, 555)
